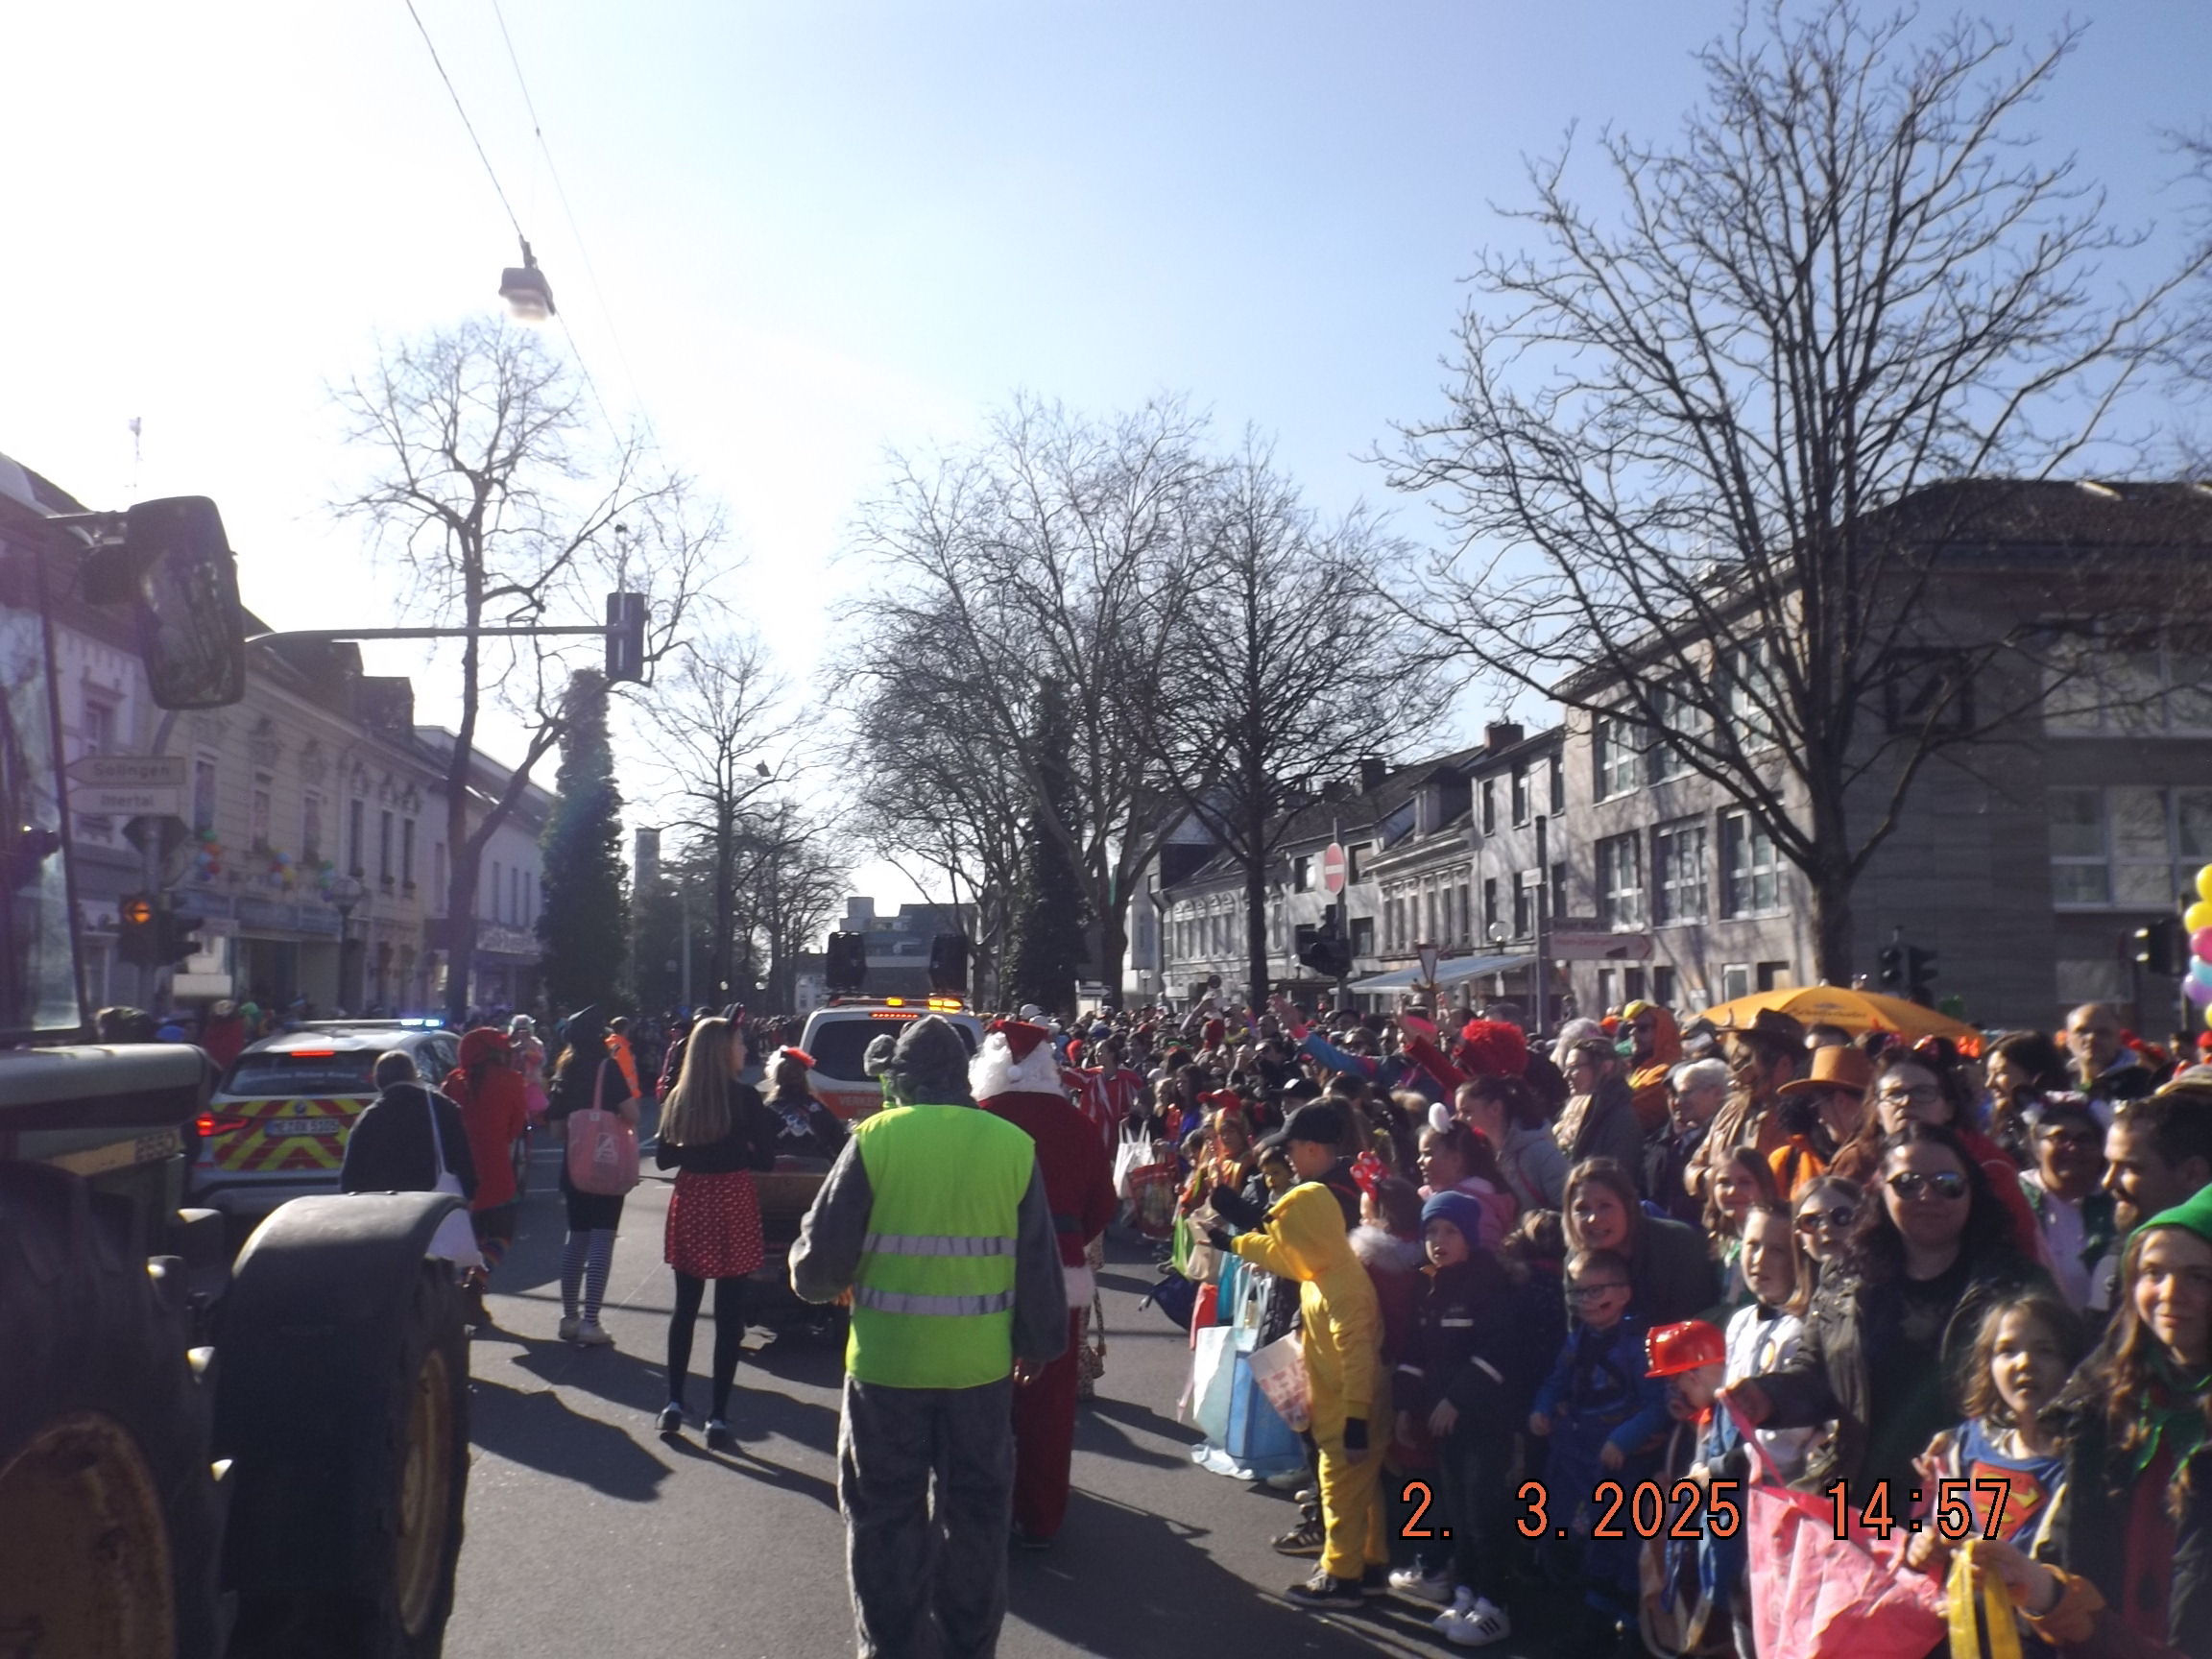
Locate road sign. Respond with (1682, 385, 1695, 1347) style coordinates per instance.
(1549, 930, 1655, 962)
(69, 755, 185, 819)
(1416, 942, 1441, 983)
(67, 755, 187, 788)
(1321, 842, 1347, 895)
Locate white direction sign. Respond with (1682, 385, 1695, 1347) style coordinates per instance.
(1550, 930, 1655, 962)
(65, 755, 186, 820)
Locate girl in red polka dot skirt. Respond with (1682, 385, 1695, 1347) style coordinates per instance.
(654, 1014, 778, 1449)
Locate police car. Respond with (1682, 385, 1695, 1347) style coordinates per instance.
(794, 996, 984, 1119)
(186, 1019, 459, 1224)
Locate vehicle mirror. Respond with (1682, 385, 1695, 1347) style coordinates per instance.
(125, 496, 245, 709)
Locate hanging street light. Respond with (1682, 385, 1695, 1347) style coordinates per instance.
(498, 237, 556, 323)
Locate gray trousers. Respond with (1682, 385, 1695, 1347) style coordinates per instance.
(839, 1374, 1016, 1659)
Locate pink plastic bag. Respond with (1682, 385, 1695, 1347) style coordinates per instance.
(565, 1061, 638, 1195)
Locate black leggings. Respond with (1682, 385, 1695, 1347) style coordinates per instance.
(667, 1272, 751, 1419)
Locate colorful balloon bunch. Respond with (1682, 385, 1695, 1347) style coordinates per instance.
(192, 828, 223, 881)
(2185, 865, 2212, 1027)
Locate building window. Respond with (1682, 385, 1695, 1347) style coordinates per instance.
(1597, 967, 1616, 1009)
(1652, 817, 1708, 925)
(1652, 964, 1677, 1007)
(1348, 844, 1367, 883)
(1482, 878, 1499, 933)
(1513, 870, 1539, 938)
(401, 819, 417, 888)
(1720, 962, 1752, 1001)
(302, 792, 323, 863)
(1549, 752, 1566, 814)
(490, 861, 502, 921)
(1551, 859, 1569, 926)
(1723, 642, 1780, 746)
(1350, 915, 1375, 957)
(1647, 681, 1706, 783)
(1292, 855, 1311, 893)
(2050, 786, 2212, 909)
(1720, 809, 1783, 917)
(1594, 713, 1640, 801)
(193, 757, 217, 834)
(1510, 764, 1530, 826)
(1481, 780, 1497, 835)
(82, 697, 115, 755)
(2044, 633, 2212, 736)
(1623, 966, 1647, 1002)
(1597, 832, 1646, 929)
(1757, 960, 1794, 991)
(251, 773, 273, 853)
(348, 799, 366, 877)
(378, 810, 395, 888)
(1458, 881, 1474, 944)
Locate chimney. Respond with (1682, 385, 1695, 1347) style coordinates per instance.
(1484, 721, 1525, 754)
(1357, 756, 1388, 795)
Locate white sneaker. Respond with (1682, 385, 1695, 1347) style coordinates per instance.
(1431, 1587, 1477, 1633)
(1388, 1565, 1455, 1604)
(574, 1320, 615, 1348)
(1445, 1596, 1511, 1648)
(557, 1315, 581, 1343)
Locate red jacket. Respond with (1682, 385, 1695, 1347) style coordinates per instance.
(983, 1090, 1117, 1293)
(446, 1055, 529, 1211)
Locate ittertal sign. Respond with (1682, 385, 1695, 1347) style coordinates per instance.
(1321, 842, 1347, 896)
(65, 755, 186, 818)
(1549, 930, 1655, 962)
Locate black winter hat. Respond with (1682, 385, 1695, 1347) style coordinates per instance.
(887, 1015, 976, 1106)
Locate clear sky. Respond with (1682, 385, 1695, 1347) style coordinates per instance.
(6, 1, 2208, 918)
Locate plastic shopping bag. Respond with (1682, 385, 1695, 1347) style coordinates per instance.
(1183, 1323, 1238, 1443)
(1246, 1330, 1311, 1432)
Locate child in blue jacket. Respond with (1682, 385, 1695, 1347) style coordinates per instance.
(1527, 1246, 1671, 1632)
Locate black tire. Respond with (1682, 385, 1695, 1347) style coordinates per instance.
(0, 1161, 228, 1659)
(228, 1260, 469, 1658)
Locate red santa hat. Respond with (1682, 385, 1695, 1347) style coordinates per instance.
(972, 1019, 1067, 1100)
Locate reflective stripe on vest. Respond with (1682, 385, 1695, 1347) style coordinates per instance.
(861, 1232, 1016, 1259)
(848, 1103, 1036, 1389)
(853, 1286, 1018, 1316)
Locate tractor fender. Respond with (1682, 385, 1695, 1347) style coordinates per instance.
(212, 1191, 465, 1598)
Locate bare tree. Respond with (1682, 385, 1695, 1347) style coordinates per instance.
(640, 636, 790, 1002)
(845, 396, 1213, 993)
(1386, 2, 2202, 981)
(838, 599, 1028, 1001)
(1136, 443, 1441, 1002)
(737, 800, 850, 1013)
(330, 316, 715, 1020)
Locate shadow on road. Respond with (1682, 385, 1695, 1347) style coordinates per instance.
(469, 1374, 674, 1502)
(1009, 1490, 1429, 1658)
(656, 1425, 842, 1512)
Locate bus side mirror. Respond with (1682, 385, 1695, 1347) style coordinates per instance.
(125, 497, 246, 709)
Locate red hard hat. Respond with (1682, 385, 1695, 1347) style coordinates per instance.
(1645, 1320, 1727, 1379)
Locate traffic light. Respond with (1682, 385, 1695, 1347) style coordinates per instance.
(116, 892, 159, 967)
(1907, 946, 1938, 1002)
(605, 590, 646, 684)
(159, 905, 203, 970)
(825, 930, 867, 996)
(2136, 915, 2190, 976)
(1296, 922, 1354, 981)
(1877, 942, 1905, 992)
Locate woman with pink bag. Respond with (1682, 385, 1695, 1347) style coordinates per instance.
(548, 1007, 638, 1348)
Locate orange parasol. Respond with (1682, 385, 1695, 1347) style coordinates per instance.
(1695, 985, 1978, 1045)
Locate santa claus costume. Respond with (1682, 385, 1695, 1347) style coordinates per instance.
(974, 1019, 1118, 1545)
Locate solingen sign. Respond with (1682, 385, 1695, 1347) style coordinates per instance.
(65, 755, 186, 819)
(1549, 930, 1655, 962)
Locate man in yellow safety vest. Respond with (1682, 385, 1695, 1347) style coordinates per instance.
(792, 1014, 1068, 1659)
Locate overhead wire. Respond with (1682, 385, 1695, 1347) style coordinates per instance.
(489, 0, 653, 434)
(400, 0, 526, 241)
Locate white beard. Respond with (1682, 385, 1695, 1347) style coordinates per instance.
(970, 1033, 1066, 1102)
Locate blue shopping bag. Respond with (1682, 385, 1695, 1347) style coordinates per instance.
(1223, 1351, 1304, 1469)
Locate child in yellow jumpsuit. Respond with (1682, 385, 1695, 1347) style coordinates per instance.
(1221, 1122, 1387, 1607)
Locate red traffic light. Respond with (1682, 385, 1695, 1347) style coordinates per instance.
(120, 895, 155, 927)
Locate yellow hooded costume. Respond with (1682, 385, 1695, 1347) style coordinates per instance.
(1229, 1178, 1388, 1582)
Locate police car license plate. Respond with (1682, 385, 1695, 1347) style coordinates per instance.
(264, 1118, 340, 1138)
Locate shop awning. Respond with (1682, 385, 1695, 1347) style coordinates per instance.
(1347, 951, 1536, 994)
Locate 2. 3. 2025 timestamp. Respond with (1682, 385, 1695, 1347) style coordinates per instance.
(1503, 1479, 1744, 1541)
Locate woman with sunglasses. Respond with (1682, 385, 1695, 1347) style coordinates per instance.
(1830, 1052, 2046, 1262)
(1723, 1122, 2048, 1513)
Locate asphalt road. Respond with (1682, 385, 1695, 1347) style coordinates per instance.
(445, 1140, 1584, 1659)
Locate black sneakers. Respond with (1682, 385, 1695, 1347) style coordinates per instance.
(1270, 1516, 1326, 1556)
(1286, 1571, 1367, 1609)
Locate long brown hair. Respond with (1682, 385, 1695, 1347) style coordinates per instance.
(661, 1017, 736, 1146)
(2077, 1223, 2212, 1476)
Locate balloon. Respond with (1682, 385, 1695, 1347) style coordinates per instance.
(2190, 977, 2212, 1006)
(2199, 864, 2212, 902)
(2195, 927, 2212, 961)
(2193, 959, 2212, 992)
(2190, 901, 2212, 934)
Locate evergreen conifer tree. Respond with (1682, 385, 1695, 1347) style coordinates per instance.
(1001, 678, 1088, 1014)
(538, 669, 629, 1010)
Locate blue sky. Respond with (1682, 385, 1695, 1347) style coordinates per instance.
(5, 1, 2207, 907)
